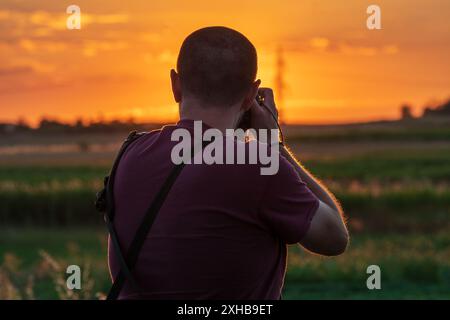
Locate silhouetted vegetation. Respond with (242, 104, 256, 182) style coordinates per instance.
(0, 117, 161, 135)
(423, 99, 450, 118)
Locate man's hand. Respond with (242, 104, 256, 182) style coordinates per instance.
(250, 87, 279, 131)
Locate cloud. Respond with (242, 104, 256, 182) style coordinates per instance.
(139, 32, 162, 43)
(287, 98, 346, 109)
(309, 37, 330, 50)
(0, 9, 132, 57)
(0, 38, 69, 54)
(0, 66, 34, 76)
(338, 44, 378, 56)
(0, 10, 11, 20)
(157, 50, 177, 63)
(83, 14, 129, 25)
(283, 36, 399, 56)
(338, 44, 399, 56)
(0, 9, 129, 33)
(2, 59, 55, 74)
(82, 40, 129, 57)
(381, 45, 399, 55)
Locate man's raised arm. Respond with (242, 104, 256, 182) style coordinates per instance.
(249, 87, 349, 256)
(281, 146, 349, 256)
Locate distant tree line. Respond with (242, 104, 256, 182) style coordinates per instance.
(0, 117, 162, 135)
(401, 98, 450, 120)
(2, 98, 449, 134)
(422, 99, 450, 118)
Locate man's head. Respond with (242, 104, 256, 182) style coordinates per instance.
(171, 27, 259, 110)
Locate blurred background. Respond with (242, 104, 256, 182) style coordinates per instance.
(0, 0, 449, 299)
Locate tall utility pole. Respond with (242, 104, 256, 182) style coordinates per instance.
(274, 46, 285, 125)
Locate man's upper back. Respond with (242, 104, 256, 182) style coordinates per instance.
(109, 119, 319, 299)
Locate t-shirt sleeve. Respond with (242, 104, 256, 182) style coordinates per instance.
(259, 155, 320, 244)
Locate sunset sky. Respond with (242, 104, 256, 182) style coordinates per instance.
(0, 0, 449, 125)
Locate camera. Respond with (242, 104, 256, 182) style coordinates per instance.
(239, 93, 264, 131)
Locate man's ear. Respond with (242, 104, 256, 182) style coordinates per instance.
(170, 69, 182, 103)
(241, 79, 261, 111)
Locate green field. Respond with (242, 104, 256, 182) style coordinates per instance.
(1, 123, 450, 299)
(1, 228, 449, 299)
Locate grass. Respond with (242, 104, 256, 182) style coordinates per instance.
(287, 123, 450, 143)
(0, 228, 108, 299)
(1, 228, 450, 299)
(1, 147, 449, 228)
(2, 147, 450, 183)
(1, 126, 449, 299)
(307, 149, 450, 182)
(284, 232, 450, 299)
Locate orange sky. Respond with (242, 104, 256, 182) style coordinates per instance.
(0, 0, 449, 125)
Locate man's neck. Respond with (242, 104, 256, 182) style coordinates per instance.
(179, 101, 240, 133)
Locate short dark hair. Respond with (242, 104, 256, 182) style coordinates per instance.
(177, 26, 257, 107)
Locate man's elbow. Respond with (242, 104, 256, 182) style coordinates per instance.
(300, 206, 350, 257)
(323, 231, 349, 256)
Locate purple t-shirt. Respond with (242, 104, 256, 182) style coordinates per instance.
(109, 119, 319, 299)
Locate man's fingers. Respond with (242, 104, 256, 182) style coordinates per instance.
(258, 88, 278, 116)
(259, 87, 274, 101)
(250, 99, 264, 116)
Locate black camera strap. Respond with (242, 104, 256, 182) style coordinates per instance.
(99, 132, 210, 300)
(99, 131, 146, 297)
